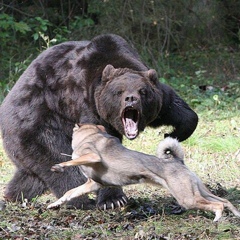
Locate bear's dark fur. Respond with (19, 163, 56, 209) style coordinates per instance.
(0, 34, 198, 209)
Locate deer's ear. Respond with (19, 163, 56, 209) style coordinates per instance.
(97, 125, 106, 132)
(73, 123, 81, 131)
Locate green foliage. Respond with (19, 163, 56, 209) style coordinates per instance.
(70, 16, 94, 30)
(1, 0, 240, 103)
(30, 17, 53, 42)
(172, 80, 239, 112)
(0, 13, 31, 37)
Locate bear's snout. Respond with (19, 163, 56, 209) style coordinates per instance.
(125, 94, 139, 107)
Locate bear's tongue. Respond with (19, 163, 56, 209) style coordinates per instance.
(123, 109, 138, 139)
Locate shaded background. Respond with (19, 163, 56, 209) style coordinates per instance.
(0, 0, 240, 102)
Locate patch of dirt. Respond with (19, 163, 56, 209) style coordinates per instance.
(0, 186, 239, 239)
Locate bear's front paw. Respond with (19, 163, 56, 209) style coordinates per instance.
(96, 187, 128, 210)
(51, 164, 65, 173)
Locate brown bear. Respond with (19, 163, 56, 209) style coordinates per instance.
(0, 34, 198, 209)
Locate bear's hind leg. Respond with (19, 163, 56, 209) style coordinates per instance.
(4, 168, 47, 202)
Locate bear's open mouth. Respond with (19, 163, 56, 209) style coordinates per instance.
(122, 107, 139, 140)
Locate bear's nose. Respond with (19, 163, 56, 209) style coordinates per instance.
(125, 95, 138, 104)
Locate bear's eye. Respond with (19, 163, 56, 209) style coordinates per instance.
(116, 90, 123, 96)
(139, 88, 147, 96)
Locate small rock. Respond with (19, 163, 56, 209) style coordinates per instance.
(135, 229, 146, 239)
(0, 200, 6, 211)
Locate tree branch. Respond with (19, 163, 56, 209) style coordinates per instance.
(0, 3, 34, 17)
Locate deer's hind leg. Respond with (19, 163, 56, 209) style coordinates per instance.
(195, 197, 224, 222)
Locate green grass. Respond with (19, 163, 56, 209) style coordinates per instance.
(0, 104, 240, 239)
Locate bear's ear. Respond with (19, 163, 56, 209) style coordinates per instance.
(147, 69, 158, 84)
(102, 64, 116, 83)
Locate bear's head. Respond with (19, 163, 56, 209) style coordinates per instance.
(95, 65, 162, 140)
